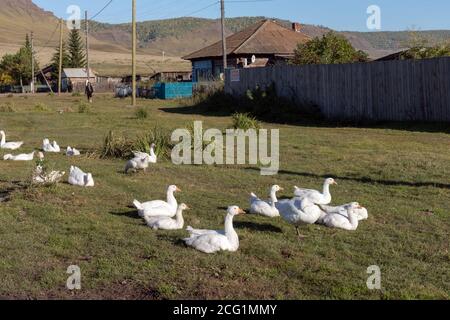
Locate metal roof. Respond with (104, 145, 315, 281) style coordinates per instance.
(63, 68, 97, 78)
(182, 20, 311, 61)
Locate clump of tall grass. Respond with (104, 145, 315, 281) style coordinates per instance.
(72, 92, 81, 97)
(102, 126, 173, 159)
(135, 107, 148, 119)
(134, 125, 173, 159)
(231, 112, 261, 131)
(0, 102, 15, 113)
(34, 102, 51, 112)
(78, 101, 91, 113)
(101, 130, 134, 159)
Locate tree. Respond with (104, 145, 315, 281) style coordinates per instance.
(68, 29, 86, 68)
(291, 31, 369, 65)
(50, 41, 70, 79)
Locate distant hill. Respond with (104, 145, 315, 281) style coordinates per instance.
(1, 0, 449, 63)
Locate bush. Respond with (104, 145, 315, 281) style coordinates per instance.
(72, 92, 81, 97)
(135, 107, 148, 119)
(0, 102, 15, 113)
(231, 112, 260, 131)
(34, 103, 51, 112)
(78, 101, 91, 113)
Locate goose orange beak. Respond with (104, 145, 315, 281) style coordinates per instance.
(176, 187, 182, 192)
(238, 208, 246, 215)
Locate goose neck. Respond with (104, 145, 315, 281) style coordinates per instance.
(167, 190, 177, 207)
(270, 190, 278, 207)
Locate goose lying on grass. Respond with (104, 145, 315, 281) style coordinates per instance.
(184, 206, 245, 254)
(277, 197, 323, 238)
(317, 202, 368, 224)
(32, 166, 65, 185)
(0, 130, 23, 150)
(319, 202, 364, 231)
(249, 185, 283, 217)
(144, 203, 189, 230)
(68, 166, 94, 187)
(133, 185, 181, 217)
(3, 151, 36, 161)
(66, 146, 81, 156)
(42, 139, 60, 153)
(294, 178, 337, 205)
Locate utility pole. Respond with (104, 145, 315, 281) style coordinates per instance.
(220, 0, 227, 78)
(58, 18, 63, 95)
(85, 11, 90, 81)
(132, 0, 137, 106)
(31, 32, 35, 94)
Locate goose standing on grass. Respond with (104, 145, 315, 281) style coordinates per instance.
(42, 139, 60, 153)
(320, 202, 363, 231)
(68, 166, 94, 187)
(278, 197, 323, 238)
(317, 202, 368, 224)
(133, 143, 157, 164)
(0, 130, 23, 150)
(144, 203, 189, 230)
(294, 178, 337, 205)
(133, 185, 181, 218)
(249, 185, 283, 217)
(184, 206, 245, 254)
(3, 151, 35, 161)
(66, 146, 81, 156)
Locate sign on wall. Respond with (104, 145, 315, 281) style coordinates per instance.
(230, 69, 240, 82)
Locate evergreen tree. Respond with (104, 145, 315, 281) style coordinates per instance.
(51, 41, 70, 79)
(68, 29, 86, 68)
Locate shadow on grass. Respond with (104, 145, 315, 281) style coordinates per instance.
(246, 167, 450, 189)
(0, 179, 28, 202)
(160, 105, 450, 134)
(235, 221, 283, 233)
(109, 209, 141, 220)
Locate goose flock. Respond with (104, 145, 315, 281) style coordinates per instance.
(1, 129, 369, 255)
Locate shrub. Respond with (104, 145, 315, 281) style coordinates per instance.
(78, 101, 91, 113)
(34, 103, 51, 112)
(72, 92, 81, 97)
(135, 107, 148, 119)
(231, 112, 261, 131)
(0, 102, 15, 113)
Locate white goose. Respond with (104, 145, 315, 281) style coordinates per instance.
(277, 197, 323, 238)
(317, 202, 368, 224)
(184, 206, 245, 254)
(320, 202, 363, 231)
(42, 139, 60, 153)
(3, 151, 35, 161)
(66, 146, 81, 156)
(0, 130, 23, 150)
(133, 143, 157, 164)
(133, 185, 181, 218)
(144, 203, 189, 230)
(68, 166, 94, 187)
(32, 165, 65, 185)
(249, 185, 283, 217)
(294, 178, 337, 205)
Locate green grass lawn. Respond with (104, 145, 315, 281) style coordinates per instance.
(0, 94, 449, 299)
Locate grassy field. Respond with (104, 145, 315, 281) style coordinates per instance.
(0, 94, 449, 299)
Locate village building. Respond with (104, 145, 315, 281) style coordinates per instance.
(182, 19, 310, 82)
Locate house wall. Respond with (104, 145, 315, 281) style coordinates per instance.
(225, 57, 450, 122)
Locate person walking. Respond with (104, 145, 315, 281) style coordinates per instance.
(85, 80, 94, 103)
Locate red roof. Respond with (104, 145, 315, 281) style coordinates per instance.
(182, 20, 310, 60)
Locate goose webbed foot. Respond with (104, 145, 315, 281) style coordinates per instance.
(295, 227, 307, 240)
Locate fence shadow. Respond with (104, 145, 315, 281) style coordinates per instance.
(244, 167, 450, 190)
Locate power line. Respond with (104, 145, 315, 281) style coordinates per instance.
(90, 0, 114, 20)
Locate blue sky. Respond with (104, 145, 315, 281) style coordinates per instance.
(33, 0, 450, 31)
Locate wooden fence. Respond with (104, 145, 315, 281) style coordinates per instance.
(225, 57, 450, 122)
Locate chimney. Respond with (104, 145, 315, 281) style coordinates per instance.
(292, 22, 301, 32)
